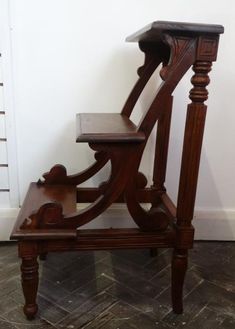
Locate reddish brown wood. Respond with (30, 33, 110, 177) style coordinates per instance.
(76, 187, 153, 203)
(10, 20, 223, 319)
(152, 95, 173, 194)
(121, 42, 163, 117)
(43, 228, 176, 251)
(21, 256, 39, 319)
(19, 242, 39, 320)
(14, 183, 77, 230)
(161, 193, 177, 219)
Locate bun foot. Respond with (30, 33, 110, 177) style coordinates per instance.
(23, 304, 38, 320)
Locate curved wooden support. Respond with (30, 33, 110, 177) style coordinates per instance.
(98, 171, 147, 196)
(121, 42, 165, 118)
(125, 160, 170, 231)
(22, 144, 141, 230)
(124, 36, 198, 231)
(136, 171, 148, 188)
(38, 150, 109, 185)
(20, 202, 64, 229)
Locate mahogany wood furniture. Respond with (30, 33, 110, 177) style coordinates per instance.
(11, 21, 224, 320)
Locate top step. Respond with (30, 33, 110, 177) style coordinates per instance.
(126, 21, 224, 42)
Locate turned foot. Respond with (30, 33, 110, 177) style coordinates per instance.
(23, 304, 38, 320)
(21, 256, 39, 319)
(171, 249, 188, 314)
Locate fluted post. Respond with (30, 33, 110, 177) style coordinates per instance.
(177, 60, 212, 227)
(172, 60, 212, 314)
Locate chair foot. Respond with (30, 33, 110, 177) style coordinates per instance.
(21, 256, 39, 319)
(171, 249, 188, 314)
(23, 304, 38, 320)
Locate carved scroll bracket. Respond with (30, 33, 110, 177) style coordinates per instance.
(160, 34, 197, 81)
(137, 41, 169, 77)
(121, 42, 163, 118)
(38, 150, 109, 186)
(21, 143, 142, 230)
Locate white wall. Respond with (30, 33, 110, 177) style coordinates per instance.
(1, 0, 235, 239)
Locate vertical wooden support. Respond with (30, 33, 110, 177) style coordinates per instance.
(172, 58, 214, 313)
(177, 60, 212, 225)
(150, 95, 173, 257)
(19, 242, 39, 320)
(152, 95, 173, 193)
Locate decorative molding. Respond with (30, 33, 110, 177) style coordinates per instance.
(197, 36, 219, 61)
(189, 61, 212, 103)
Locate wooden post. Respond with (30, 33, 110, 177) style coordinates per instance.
(19, 242, 39, 320)
(172, 56, 215, 313)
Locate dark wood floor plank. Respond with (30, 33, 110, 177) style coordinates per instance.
(0, 317, 17, 329)
(162, 280, 235, 327)
(107, 282, 169, 320)
(57, 292, 117, 328)
(181, 306, 224, 329)
(57, 275, 114, 312)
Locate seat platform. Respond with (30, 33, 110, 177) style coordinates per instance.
(76, 113, 145, 143)
(11, 183, 77, 239)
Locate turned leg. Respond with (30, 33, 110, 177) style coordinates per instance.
(21, 256, 39, 319)
(172, 61, 213, 314)
(171, 249, 188, 314)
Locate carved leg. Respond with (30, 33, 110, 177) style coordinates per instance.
(171, 249, 188, 314)
(21, 256, 39, 319)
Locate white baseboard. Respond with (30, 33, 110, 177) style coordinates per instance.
(0, 208, 19, 241)
(0, 206, 235, 241)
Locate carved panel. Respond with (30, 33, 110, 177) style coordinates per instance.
(160, 35, 196, 80)
(197, 36, 219, 61)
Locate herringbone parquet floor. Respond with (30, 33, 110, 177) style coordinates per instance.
(0, 241, 234, 328)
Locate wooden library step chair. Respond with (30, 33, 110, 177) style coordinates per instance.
(11, 21, 223, 319)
